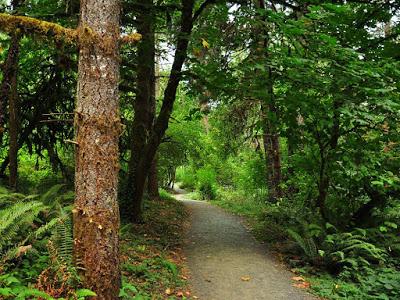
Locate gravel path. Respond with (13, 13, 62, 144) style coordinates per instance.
(176, 193, 316, 300)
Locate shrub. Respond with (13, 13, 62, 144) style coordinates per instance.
(196, 166, 217, 200)
(176, 166, 196, 190)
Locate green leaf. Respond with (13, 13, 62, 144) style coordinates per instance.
(76, 289, 97, 297)
(0, 288, 13, 296)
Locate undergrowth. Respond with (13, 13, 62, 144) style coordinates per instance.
(0, 186, 190, 300)
(118, 192, 191, 300)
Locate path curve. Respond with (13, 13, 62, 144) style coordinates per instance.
(176, 194, 316, 300)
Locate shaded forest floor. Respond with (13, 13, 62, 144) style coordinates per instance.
(119, 192, 191, 299)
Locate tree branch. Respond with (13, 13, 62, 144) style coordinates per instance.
(193, 0, 217, 22)
(0, 13, 141, 45)
(0, 13, 77, 43)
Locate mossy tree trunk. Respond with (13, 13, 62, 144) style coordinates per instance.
(73, 0, 121, 298)
(147, 155, 160, 199)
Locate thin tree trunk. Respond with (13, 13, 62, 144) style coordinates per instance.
(73, 1, 121, 298)
(262, 103, 282, 202)
(7, 32, 21, 191)
(255, 0, 282, 202)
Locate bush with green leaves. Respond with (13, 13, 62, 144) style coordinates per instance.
(196, 166, 217, 200)
(287, 223, 390, 279)
(176, 166, 197, 190)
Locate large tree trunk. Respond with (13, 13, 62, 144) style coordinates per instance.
(7, 32, 21, 191)
(73, 0, 121, 298)
(130, 0, 195, 221)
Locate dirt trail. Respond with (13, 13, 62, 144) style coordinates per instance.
(175, 192, 316, 300)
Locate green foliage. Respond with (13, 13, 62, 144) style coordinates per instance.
(158, 189, 175, 201)
(310, 268, 400, 300)
(196, 166, 217, 200)
(176, 166, 197, 190)
(0, 185, 80, 298)
(0, 273, 53, 300)
(287, 228, 319, 263)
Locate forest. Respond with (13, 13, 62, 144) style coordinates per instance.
(0, 0, 399, 299)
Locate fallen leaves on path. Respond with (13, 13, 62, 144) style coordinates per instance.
(291, 276, 311, 289)
(293, 281, 311, 289)
(292, 276, 305, 282)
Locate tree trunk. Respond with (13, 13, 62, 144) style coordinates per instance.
(128, 0, 155, 221)
(147, 42, 159, 199)
(73, 1, 121, 298)
(316, 98, 341, 221)
(7, 32, 21, 191)
(260, 69, 282, 203)
(147, 155, 159, 199)
(262, 102, 282, 202)
(130, 0, 195, 221)
(255, 0, 282, 202)
(0, 1, 20, 142)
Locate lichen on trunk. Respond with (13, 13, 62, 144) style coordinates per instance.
(73, 0, 121, 299)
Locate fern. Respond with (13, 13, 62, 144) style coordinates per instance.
(0, 201, 46, 254)
(51, 213, 73, 266)
(39, 184, 65, 205)
(287, 228, 318, 261)
(0, 185, 75, 265)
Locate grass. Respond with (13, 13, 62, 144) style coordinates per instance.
(119, 191, 191, 299)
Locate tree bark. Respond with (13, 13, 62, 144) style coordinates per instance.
(7, 32, 21, 191)
(128, 0, 155, 220)
(147, 42, 159, 199)
(73, 1, 121, 298)
(262, 100, 282, 202)
(147, 155, 159, 199)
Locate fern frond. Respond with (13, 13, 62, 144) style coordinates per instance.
(40, 184, 65, 205)
(51, 213, 73, 266)
(0, 201, 46, 251)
